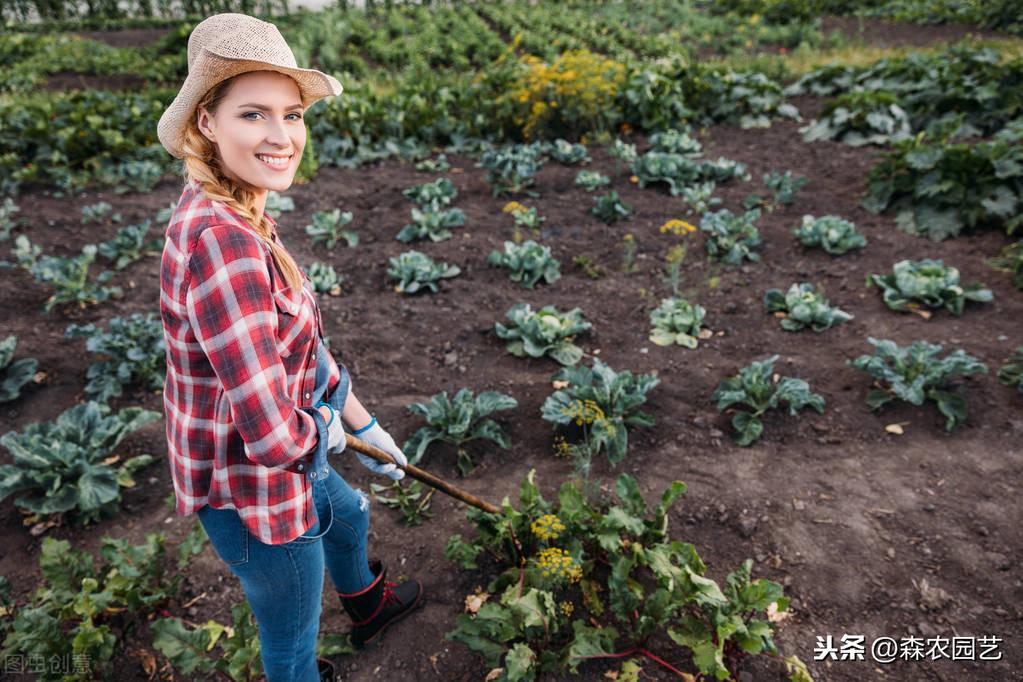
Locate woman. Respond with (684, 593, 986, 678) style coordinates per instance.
(156, 13, 423, 681)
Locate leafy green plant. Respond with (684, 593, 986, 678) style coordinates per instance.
(0, 401, 159, 523)
(607, 138, 638, 178)
(444, 470, 807, 681)
(396, 206, 467, 242)
(0, 532, 192, 682)
(649, 297, 707, 348)
(96, 220, 162, 270)
(862, 126, 1023, 240)
(574, 170, 610, 192)
(987, 239, 1023, 290)
(264, 190, 295, 219)
(764, 283, 853, 332)
(997, 346, 1023, 395)
(495, 303, 592, 366)
(632, 152, 747, 197)
(713, 355, 825, 446)
(305, 208, 358, 249)
(81, 201, 120, 225)
(591, 190, 633, 225)
(679, 181, 721, 214)
(370, 479, 435, 525)
(152, 601, 265, 681)
(488, 240, 562, 289)
(0, 196, 21, 240)
(801, 91, 912, 146)
(867, 258, 993, 317)
(848, 337, 988, 430)
(700, 208, 762, 265)
(64, 313, 166, 403)
(0, 335, 38, 403)
(573, 254, 606, 279)
(402, 388, 518, 476)
(479, 144, 546, 196)
(502, 201, 547, 231)
(10, 236, 122, 312)
(306, 261, 344, 296)
(793, 215, 867, 255)
(550, 139, 591, 165)
(387, 250, 461, 294)
(541, 358, 659, 471)
(415, 153, 451, 172)
(747, 171, 807, 211)
(649, 127, 703, 156)
(403, 177, 457, 210)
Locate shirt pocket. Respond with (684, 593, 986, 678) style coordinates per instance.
(271, 269, 316, 361)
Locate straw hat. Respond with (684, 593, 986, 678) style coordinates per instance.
(157, 12, 343, 159)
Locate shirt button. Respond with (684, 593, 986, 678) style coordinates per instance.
(310, 471, 318, 480)
(312, 353, 316, 360)
(296, 463, 304, 471)
(305, 393, 310, 399)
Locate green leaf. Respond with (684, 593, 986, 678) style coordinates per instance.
(566, 620, 619, 673)
(505, 642, 536, 682)
(731, 411, 763, 446)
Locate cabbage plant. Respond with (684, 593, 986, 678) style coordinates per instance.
(494, 303, 592, 366)
(305, 208, 357, 249)
(97, 220, 161, 270)
(402, 177, 457, 210)
(549, 139, 590, 165)
(387, 250, 461, 294)
(65, 313, 166, 403)
(648, 297, 707, 348)
(591, 191, 632, 225)
(0, 335, 38, 403)
(396, 206, 466, 242)
(0, 401, 160, 523)
(794, 215, 867, 255)
(700, 208, 762, 265)
(479, 144, 545, 196)
(487, 240, 561, 289)
(306, 261, 343, 295)
(713, 355, 825, 446)
(998, 346, 1023, 395)
(575, 170, 610, 192)
(867, 259, 993, 315)
(848, 337, 988, 430)
(763, 283, 853, 332)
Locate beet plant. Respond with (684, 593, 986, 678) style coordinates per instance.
(713, 355, 825, 446)
(443, 470, 811, 681)
(402, 387, 518, 476)
(494, 303, 592, 366)
(764, 282, 853, 332)
(848, 337, 988, 430)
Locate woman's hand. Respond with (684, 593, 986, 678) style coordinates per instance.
(316, 403, 346, 453)
(350, 417, 407, 481)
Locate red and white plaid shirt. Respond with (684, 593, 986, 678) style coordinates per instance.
(160, 178, 343, 545)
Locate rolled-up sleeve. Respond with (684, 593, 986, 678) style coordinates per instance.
(185, 224, 316, 472)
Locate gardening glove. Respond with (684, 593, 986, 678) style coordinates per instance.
(315, 402, 346, 454)
(349, 416, 407, 481)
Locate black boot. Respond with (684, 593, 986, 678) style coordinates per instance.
(337, 559, 423, 648)
(317, 657, 335, 681)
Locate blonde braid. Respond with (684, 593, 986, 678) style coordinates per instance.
(178, 74, 304, 295)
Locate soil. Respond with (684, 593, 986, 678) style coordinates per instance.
(3, 18, 1022, 682)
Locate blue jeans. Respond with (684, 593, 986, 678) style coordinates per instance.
(197, 465, 375, 682)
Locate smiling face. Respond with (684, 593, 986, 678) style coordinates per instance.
(195, 70, 306, 195)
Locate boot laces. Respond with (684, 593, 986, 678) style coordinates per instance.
(382, 580, 402, 606)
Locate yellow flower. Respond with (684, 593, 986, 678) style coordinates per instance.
(552, 434, 572, 458)
(659, 219, 697, 236)
(531, 514, 566, 542)
(503, 201, 527, 215)
(623, 233, 634, 243)
(561, 399, 606, 426)
(535, 547, 583, 583)
(560, 601, 574, 617)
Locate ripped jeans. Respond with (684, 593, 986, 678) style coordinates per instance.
(197, 465, 375, 682)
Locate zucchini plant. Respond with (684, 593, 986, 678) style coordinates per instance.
(0, 401, 160, 523)
(402, 387, 518, 476)
(494, 303, 592, 366)
(541, 358, 659, 470)
(0, 335, 38, 403)
(387, 250, 461, 294)
(700, 208, 762, 265)
(64, 313, 166, 403)
(305, 208, 358, 249)
(763, 283, 853, 332)
(713, 355, 825, 446)
(487, 240, 562, 289)
(848, 337, 988, 431)
(801, 91, 912, 146)
(648, 297, 707, 348)
(443, 470, 809, 681)
(867, 258, 993, 316)
(793, 215, 867, 255)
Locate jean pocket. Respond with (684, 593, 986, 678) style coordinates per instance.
(198, 506, 249, 566)
(288, 482, 334, 545)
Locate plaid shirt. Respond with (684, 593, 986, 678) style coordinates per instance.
(160, 179, 349, 545)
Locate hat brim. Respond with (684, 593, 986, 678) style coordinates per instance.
(157, 48, 342, 160)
